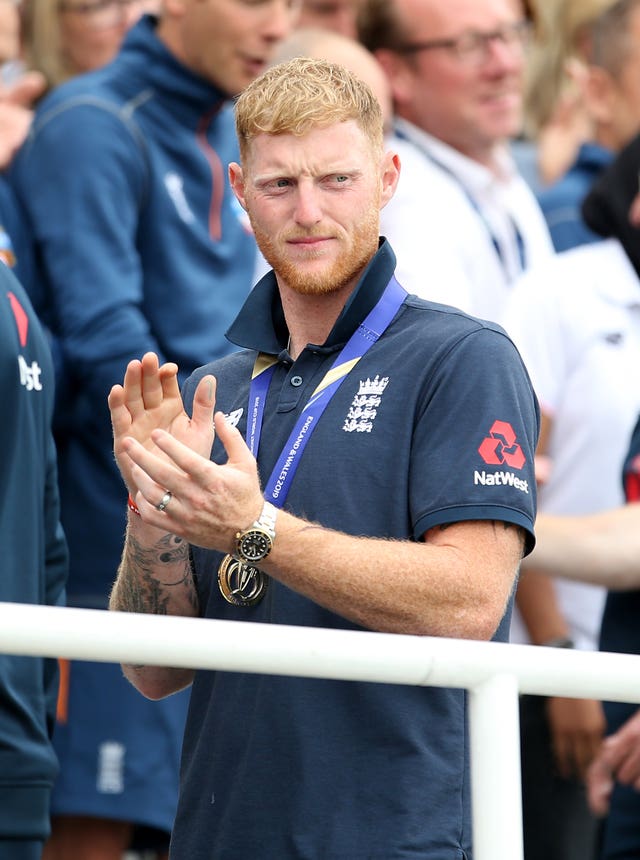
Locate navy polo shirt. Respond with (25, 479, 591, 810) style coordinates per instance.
(600, 413, 640, 659)
(174, 240, 539, 860)
(600, 413, 640, 657)
(597, 416, 640, 858)
(600, 419, 640, 660)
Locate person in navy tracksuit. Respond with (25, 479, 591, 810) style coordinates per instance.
(9, 4, 298, 855)
(0, 261, 68, 860)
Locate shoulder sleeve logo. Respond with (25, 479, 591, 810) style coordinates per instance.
(478, 420, 526, 470)
(7, 291, 28, 347)
(625, 454, 640, 502)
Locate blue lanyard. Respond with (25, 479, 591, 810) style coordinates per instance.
(245, 276, 407, 509)
(394, 126, 526, 277)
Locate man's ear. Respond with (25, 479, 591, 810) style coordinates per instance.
(582, 64, 617, 126)
(228, 162, 247, 210)
(380, 150, 401, 210)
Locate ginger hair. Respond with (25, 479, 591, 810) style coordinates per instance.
(234, 56, 384, 161)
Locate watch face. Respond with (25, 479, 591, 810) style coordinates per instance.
(237, 528, 273, 563)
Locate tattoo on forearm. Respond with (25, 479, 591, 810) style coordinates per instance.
(116, 531, 198, 615)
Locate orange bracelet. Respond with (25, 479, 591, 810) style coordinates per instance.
(127, 494, 141, 516)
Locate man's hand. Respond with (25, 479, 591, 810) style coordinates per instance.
(119, 408, 264, 555)
(546, 696, 606, 780)
(587, 708, 640, 816)
(108, 351, 216, 498)
(3, 71, 47, 108)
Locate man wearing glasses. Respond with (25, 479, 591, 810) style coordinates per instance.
(358, 2, 572, 858)
(49, 0, 155, 83)
(358, 0, 553, 324)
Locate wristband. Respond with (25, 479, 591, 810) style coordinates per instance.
(127, 494, 141, 516)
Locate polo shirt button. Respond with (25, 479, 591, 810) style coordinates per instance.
(291, 375, 303, 387)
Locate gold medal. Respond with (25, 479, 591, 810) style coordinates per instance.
(218, 554, 268, 606)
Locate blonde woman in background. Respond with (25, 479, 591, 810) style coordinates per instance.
(519, 0, 596, 190)
(523, 0, 640, 251)
(22, 0, 156, 90)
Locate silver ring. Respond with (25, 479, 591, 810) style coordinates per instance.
(157, 491, 172, 512)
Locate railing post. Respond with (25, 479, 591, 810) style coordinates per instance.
(469, 672, 523, 860)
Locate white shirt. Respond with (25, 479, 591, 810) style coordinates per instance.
(383, 119, 553, 322)
(503, 238, 640, 650)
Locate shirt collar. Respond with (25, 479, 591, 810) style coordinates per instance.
(225, 239, 398, 355)
(393, 117, 516, 189)
(594, 239, 640, 309)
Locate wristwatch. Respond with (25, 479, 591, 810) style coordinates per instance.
(234, 502, 277, 564)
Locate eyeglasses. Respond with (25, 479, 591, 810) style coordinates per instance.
(394, 20, 531, 66)
(58, 0, 149, 30)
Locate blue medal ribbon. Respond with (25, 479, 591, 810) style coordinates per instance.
(245, 276, 407, 509)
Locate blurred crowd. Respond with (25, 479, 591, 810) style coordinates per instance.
(2, 0, 640, 858)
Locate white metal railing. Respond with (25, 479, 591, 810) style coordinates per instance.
(2, 601, 640, 860)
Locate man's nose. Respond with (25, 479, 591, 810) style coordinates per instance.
(293, 184, 322, 225)
(483, 31, 525, 74)
(262, 0, 300, 44)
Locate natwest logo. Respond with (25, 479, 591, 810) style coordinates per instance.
(7, 291, 28, 346)
(18, 355, 43, 391)
(625, 454, 640, 502)
(474, 470, 529, 494)
(478, 420, 526, 470)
